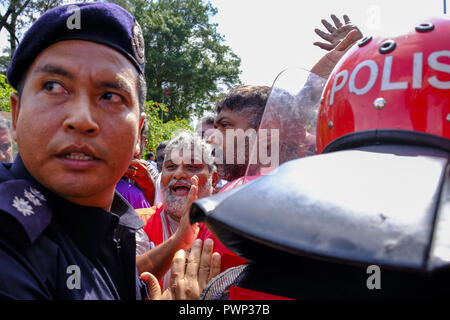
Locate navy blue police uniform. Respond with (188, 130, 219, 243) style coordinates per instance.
(0, 2, 149, 299)
(0, 156, 148, 299)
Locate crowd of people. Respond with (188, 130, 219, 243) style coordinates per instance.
(0, 1, 448, 300)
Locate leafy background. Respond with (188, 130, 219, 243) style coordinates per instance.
(0, 0, 242, 157)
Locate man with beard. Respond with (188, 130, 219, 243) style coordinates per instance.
(140, 131, 220, 291)
(212, 85, 271, 186)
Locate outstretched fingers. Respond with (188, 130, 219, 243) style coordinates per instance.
(330, 14, 343, 28)
(321, 18, 336, 33)
(343, 14, 351, 24)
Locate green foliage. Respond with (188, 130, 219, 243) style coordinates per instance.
(0, 0, 214, 152)
(111, 0, 242, 121)
(0, 0, 66, 56)
(143, 100, 193, 157)
(0, 54, 11, 74)
(0, 74, 13, 112)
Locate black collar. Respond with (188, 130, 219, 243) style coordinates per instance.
(8, 155, 143, 257)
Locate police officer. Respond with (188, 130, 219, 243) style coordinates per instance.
(0, 2, 149, 299)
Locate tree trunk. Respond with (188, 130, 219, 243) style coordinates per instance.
(9, 15, 17, 57)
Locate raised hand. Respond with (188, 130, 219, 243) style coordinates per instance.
(314, 14, 362, 51)
(124, 158, 156, 205)
(310, 14, 363, 79)
(141, 238, 221, 300)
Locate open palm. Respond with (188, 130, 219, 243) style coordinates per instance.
(314, 14, 363, 51)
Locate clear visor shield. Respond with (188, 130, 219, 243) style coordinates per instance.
(244, 68, 326, 180)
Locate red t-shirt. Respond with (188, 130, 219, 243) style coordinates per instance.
(142, 203, 165, 247)
(143, 176, 263, 272)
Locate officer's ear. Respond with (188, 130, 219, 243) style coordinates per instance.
(10, 93, 20, 141)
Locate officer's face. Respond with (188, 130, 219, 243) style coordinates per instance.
(10, 41, 145, 209)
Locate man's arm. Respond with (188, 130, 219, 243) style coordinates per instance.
(136, 176, 200, 278)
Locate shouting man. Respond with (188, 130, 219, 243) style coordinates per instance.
(140, 130, 220, 292)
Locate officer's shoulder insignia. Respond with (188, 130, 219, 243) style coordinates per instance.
(0, 180, 51, 245)
(131, 21, 145, 65)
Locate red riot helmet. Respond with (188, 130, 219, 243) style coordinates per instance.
(317, 17, 450, 154)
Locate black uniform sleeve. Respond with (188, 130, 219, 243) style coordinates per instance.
(0, 237, 51, 300)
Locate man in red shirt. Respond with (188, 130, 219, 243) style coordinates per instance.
(139, 131, 220, 291)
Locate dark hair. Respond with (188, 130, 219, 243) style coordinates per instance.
(156, 141, 168, 153)
(215, 85, 271, 129)
(202, 115, 215, 125)
(155, 140, 168, 171)
(145, 151, 154, 160)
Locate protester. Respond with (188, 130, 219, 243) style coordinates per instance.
(138, 131, 220, 292)
(117, 119, 157, 210)
(211, 85, 271, 183)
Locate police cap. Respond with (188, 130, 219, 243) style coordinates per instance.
(6, 2, 145, 89)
